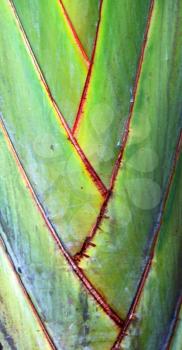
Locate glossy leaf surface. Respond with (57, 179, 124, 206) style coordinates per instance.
(120, 155, 182, 349)
(62, 0, 100, 58)
(0, 128, 118, 350)
(0, 239, 52, 350)
(74, 0, 151, 185)
(170, 304, 182, 350)
(12, 0, 88, 126)
(0, 0, 103, 256)
(79, 0, 182, 318)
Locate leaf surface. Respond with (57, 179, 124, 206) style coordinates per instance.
(118, 155, 182, 349)
(61, 0, 100, 58)
(0, 127, 119, 350)
(74, 0, 151, 185)
(12, 0, 88, 126)
(170, 304, 182, 350)
(79, 0, 182, 318)
(0, 0, 104, 256)
(0, 239, 53, 350)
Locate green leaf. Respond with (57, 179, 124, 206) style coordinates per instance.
(0, 0, 104, 256)
(12, 0, 88, 126)
(74, 0, 151, 185)
(0, 239, 53, 350)
(0, 127, 119, 350)
(79, 0, 182, 319)
(61, 0, 100, 58)
(170, 304, 182, 350)
(120, 155, 182, 350)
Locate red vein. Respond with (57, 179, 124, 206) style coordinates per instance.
(111, 133, 182, 350)
(9, 0, 107, 198)
(58, 0, 90, 66)
(72, 0, 104, 134)
(165, 296, 182, 350)
(0, 118, 123, 328)
(74, 0, 155, 261)
(0, 238, 56, 350)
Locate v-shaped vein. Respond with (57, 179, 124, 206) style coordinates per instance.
(9, 0, 107, 197)
(74, 0, 155, 261)
(0, 117, 123, 329)
(58, 0, 90, 65)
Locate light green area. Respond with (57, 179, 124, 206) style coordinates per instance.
(62, 0, 100, 58)
(170, 305, 182, 350)
(75, 0, 150, 185)
(12, 0, 88, 126)
(121, 156, 182, 350)
(79, 0, 182, 318)
(0, 240, 52, 350)
(0, 0, 103, 256)
(0, 129, 119, 350)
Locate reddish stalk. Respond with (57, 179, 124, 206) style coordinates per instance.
(74, 0, 155, 261)
(165, 296, 182, 350)
(111, 133, 182, 350)
(58, 0, 90, 66)
(0, 237, 56, 350)
(0, 118, 123, 329)
(9, 0, 107, 198)
(72, 0, 104, 134)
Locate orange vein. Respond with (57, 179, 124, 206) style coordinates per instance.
(9, 0, 107, 198)
(58, 0, 90, 66)
(74, 0, 155, 261)
(166, 296, 182, 350)
(111, 133, 182, 350)
(72, 0, 104, 134)
(0, 237, 56, 350)
(0, 117, 123, 329)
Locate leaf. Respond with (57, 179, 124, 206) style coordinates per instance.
(61, 0, 101, 58)
(12, 0, 88, 126)
(0, 126, 119, 349)
(78, 0, 182, 320)
(0, 239, 53, 350)
(0, 0, 105, 256)
(170, 304, 182, 350)
(73, 0, 151, 185)
(115, 154, 182, 349)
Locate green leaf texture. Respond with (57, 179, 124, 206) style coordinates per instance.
(74, 0, 151, 185)
(0, 0, 104, 256)
(0, 0, 181, 348)
(62, 0, 100, 58)
(79, 0, 182, 318)
(119, 154, 182, 349)
(0, 126, 119, 349)
(12, 0, 88, 126)
(0, 239, 53, 350)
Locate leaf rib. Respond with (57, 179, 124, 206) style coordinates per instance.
(165, 296, 182, 350)
(0, 117, 123, 329)
(110, 133, 182, 350)
(72, 0, 104, 134)
(74, 0, 155, 261)
(0, 236, 56, 350)
(9, 0, 107, 198)
(58, 0, 90, 65)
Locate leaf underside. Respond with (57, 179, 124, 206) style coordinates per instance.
(0, 0, 181, 349)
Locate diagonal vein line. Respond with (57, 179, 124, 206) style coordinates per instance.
(9, 0, 107, 198)
(72, 0, 104, 134)
(165, 296, 182, 350)
(0, 117, 123, 329)
(74, 0, 155, 261)
(0, 236, 56, 350)
(111, 132, 182, 350)
(58, 0, 90, 66)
